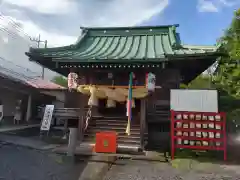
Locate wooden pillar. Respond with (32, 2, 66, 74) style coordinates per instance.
(25, 94, 32, 122)
(140, 98, 146, 149)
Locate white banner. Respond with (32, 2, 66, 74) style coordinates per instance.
(40, 105, 54, 131)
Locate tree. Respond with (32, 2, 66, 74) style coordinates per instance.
(52, 76, 68, 87)
(214, 8, 240, 98)
(180, 75, 214, 89)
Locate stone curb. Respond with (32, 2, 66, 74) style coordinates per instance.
(78, 155, 117, 180)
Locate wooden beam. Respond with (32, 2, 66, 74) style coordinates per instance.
(140, 99, 146, 150)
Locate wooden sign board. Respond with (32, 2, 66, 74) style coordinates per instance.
(40, 105, 54, 131)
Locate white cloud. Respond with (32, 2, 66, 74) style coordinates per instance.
(218, 0, 237, 6)
(1, 36, 8, 43)
(19, 20, 77, 47)
(0, 15, 75, 47)
(0, 15, 56, 79)
(2, 0, 78, 15)
(78, 0, 169, 27)
(197, 0, 219, 12)
(0, 0, 169, 79)
(197, 0, 239, 13)
(1, 0, 169, 46)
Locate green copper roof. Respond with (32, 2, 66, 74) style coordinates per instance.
(27, 25, 220, 63)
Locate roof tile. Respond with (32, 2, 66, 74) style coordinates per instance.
(27, 25, 219, 63)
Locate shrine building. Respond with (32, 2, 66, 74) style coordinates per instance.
(26, 25, 223, 152)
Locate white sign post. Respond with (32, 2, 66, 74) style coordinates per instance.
(40, 105, 54, 134)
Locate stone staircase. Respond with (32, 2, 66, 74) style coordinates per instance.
(82, 116, 142, 151)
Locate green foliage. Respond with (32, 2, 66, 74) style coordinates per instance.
(179, 10, 240, 129)
(180, 75, 213, 89)
(214, 8, 240, 98)
(52, 76, 68, 87)
(181, 74, 240, 126)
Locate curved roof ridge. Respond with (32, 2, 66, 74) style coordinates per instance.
(80, 24, 179, 30)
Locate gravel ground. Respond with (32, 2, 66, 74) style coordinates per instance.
(104, 159, 240, 180)
(0, 143, 86, 180)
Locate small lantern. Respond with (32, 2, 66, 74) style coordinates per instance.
(108, 72, 113, 79)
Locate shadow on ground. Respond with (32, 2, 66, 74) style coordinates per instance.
(0, 143, 88, 180)
(2, 127, 68, 144)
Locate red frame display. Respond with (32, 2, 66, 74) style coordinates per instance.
(171, 110, 227, 161)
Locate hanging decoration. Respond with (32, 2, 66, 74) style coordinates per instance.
(67, 72, 78, 90)
(125, 72, 133, 136)
(68, 71, 149, 109)
(88, 86, 99, 106)
(107, 99, 116, 108)
(145, 72, 156, 91)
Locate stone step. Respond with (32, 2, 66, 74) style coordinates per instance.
(83, 136, 141, 145)
(84, 132, 141, 140)
(93, 122, 140, 127)
(87, 125, 140, 132)
(86, 128, 141, 136)
(79, 141, 141, 153)
(89, 122, 140, 128)
(90, 118, 137, 123)
(92, 116, 128, 120)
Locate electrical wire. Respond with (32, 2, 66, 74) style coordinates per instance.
(0, 63, 41, 83)
(0, 14, 32, 40)
(0, 26, 19, 39)
(0, 12, 48, 82)
(0, 56, 41, 76)
(0, 13, 43, 48)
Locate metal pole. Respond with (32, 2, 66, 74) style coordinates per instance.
(30, 34, 47, 79)
(41, 40, 47, 80)
(37, 34, 41, 48)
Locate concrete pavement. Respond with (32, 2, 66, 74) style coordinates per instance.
(103, 159, 240, 180)
(0, 143, 86, 180)
(0, 133, 117, 180)
(0, 134, 61, 150)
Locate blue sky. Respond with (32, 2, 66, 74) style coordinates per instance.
(0, 0, 238, 78)
(1, 0, 239, 47)
(142, 0, 238, 45)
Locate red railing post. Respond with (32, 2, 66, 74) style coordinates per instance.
(222, 112, 227, 161)
(171, 110, 175, 160)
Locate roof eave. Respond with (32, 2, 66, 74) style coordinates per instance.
(38, 88, 67, 91)
(26, 52, 224, 65)
(166, 51, 225, 58)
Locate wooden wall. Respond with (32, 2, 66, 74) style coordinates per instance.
(146, 69, 181, 151)
(147, 68, 181, 114)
